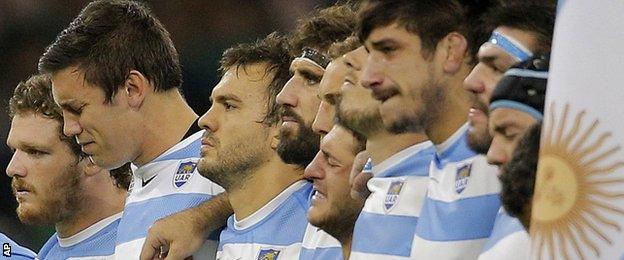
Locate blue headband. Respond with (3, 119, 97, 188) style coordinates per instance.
(488, 31, 533, 62)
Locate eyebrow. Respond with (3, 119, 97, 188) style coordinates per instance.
(323, 92, 341, 105)
(299, 69, 323, 82)
(371, 38, 399, 50)
(212, 94, 242, 104)
(493, 121, 522, 133)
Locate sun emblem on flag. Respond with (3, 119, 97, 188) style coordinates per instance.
(531, 103, 624, 259)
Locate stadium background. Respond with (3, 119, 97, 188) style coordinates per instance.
(0, 0, 333, 250)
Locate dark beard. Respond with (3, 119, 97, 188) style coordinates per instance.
(500, 123, 541, 230)
(388, 76, 444, 135)
(276, 106, 319, 167)
(335, 101, 384, 138)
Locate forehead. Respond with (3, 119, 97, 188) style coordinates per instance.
(344, 46, 367, 68)
(212, 65, 271, 100)
(290, 58, 324, 76)
(319, 58, 348, 93)
(51, 66, 104, 104)
(321, 126, 356, 156)
(366, 23, 421, 47)
(8, 113, 63, 147)
(490, 108, 538, 128)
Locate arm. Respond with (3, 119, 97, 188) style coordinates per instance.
(140, 193, 232, 260)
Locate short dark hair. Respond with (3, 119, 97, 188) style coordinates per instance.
(483, 1, 556, 53)
(9, 74, 131, 190)
(357, 0, 468, 59)
(500, 122, 541, 229)
(38, 0, 182, 102)
(219, 32, 292, 126)
(289, 3, 357, 56)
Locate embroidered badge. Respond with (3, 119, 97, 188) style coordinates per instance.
(384, 180, 405, 212)
(455, 163, 472, 194)
(173, 161, 196, 188)
(257, 248, 281, 260)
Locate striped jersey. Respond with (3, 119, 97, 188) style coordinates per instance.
(115, 131, 225, 259)
(299, 223, 342, 260)
(217, 180, 312, 260)
(38, 212, 121, 260)
(350, 141, 435, 259)
(478, 208, 529, 260)
(0, 233, 35, 259)
(412, 124, 501, 259)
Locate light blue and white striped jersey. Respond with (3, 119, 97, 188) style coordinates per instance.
(0, 232, 35, 259)
(412, 124, 501, 259)
(38, 212, 121, 260)
(478, 208, 529, 260)
(115, 131, 225, 259)
(217, 180, 312, 260)
(350, 141, 435, 259)
(299, 223, 342, 260)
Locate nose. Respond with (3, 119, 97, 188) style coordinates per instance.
(276, 77, 299, 107)
(312, 101, 334, 136)
(303, 151, 326, 181)
(463, 65, 487, 94)
(198, 106, 219, 133)
(360, 55, 384, 90)
(486, 137, 508, 166)
(62, 113, 83, 137)
(6, 151, 26, 178)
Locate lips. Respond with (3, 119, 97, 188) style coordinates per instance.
(279, 106, 303, 124)
(311, 187, 327, 205)
(11, 180, 33, 201)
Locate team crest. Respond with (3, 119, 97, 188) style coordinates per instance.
(384, 180, 405, 212)
(455, 163, 472, 194)
(173, 161, 196, 188)
(257, 248, 281, 260)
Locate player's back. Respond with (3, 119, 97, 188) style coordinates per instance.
(412, 124, 501, 259)
(218, 180, 312, 260)
(1, 233, 36, 260)
(37, 213, 121, 260)
(350, 141, 434, 259)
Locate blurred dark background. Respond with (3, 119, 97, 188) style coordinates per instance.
(0, 0, 333, 251)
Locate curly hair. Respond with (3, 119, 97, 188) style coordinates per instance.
(8, 74, 131, 190)
(499, 122, 541, 229)
(289, 2, 357, 56)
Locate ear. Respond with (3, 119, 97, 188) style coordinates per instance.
(124, 70, 149, 109)
(441, 32, 469, 73)
(270, 126, 281, 150)
(83, 158, 106, 177)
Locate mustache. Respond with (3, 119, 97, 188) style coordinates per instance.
(11, 178, 34, 194)
(471, 96, 490, 116)
(201, 131, 219, 146)
(279, 106, 304, 123)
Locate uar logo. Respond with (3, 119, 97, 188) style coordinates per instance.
(455, 163, 472, 194)
(173, 161, 196, 188)
(384, 180, 405, 212)
(257, 248, 281, 260)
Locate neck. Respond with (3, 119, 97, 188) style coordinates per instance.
(341, 236, 352, 259)
(135, 90, 198, 166)
(426, 77, 471, 145)
(366, 131, 428, 165)
(56, 178, 126, 238)
(228, 157, 303, 220)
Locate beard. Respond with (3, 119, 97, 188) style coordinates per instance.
(12, 164, 83, 226)
(388, 75, 445, 135)
(336, 100, 384, 138)
(309, 190, 364, 242)
(466, 96, 493, 154)
(276, 106, 320, 167)
(198, 130, 270, 191)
